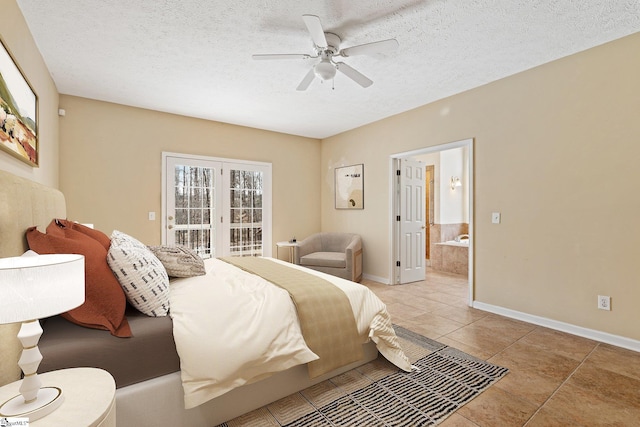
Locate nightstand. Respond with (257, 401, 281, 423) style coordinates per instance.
(0, 368, 115, 426)
(276, 241, 298, 263)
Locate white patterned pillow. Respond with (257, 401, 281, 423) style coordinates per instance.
(107, 230, 170, 317)
(147, 245, 206, 278)
(110, 229, 148, 250)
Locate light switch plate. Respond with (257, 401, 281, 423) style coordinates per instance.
(491, 212, 501, 224)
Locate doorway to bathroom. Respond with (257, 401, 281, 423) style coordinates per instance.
(390, 138, 473, 305)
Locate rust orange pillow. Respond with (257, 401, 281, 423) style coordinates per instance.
(53, 219, 111, 250)
(26, 221, 131, 337)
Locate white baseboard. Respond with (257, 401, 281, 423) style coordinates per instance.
(473, 301, 640, 353)
(363, 273, 390, 284)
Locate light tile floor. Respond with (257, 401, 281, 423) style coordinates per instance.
(365, 268, 640, 426)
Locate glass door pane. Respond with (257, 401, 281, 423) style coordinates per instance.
(166, 157, 218, 258)
(228, 169, 264, 257)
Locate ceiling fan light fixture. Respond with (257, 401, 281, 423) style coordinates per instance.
(253, 14, 397, 90)
(314, 60, 336, 80)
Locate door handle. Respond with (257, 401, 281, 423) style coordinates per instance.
(168, 216, 174, 221)
(168, 225, 174, 229)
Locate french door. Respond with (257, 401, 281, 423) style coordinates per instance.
(162, 153, 272, 258)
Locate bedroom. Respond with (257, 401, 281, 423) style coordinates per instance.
(1, 0, 640, 425)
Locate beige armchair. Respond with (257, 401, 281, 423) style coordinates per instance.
(293, 232, 363, 282)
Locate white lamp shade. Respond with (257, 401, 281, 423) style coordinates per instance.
(0, 253, 85, 324)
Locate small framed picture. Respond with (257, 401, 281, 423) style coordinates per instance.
(335, 164, 364, 209)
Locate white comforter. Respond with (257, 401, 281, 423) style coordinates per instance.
(169, 257, 410, 409)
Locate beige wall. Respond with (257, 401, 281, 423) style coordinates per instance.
(58, 96, 321, 252)
(3, 0, 640, 347)
(321, 32, 640, 341)
(0, 0, 61, 386)
(0, 0, 59, 187)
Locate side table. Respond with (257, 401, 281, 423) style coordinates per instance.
(276, 241, 298, 263)
(0, 367, 115, 426)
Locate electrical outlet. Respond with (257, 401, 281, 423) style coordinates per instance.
(597, 295, 611, 311)
(148, 211, 156, 221)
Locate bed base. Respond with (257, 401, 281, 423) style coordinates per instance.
(116, 341, 378, 427)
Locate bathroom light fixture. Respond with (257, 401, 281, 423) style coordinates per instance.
(0, 252, 85, 421)
(450, 176, 462, 190)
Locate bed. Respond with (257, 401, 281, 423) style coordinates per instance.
(0, 169, 410, 426)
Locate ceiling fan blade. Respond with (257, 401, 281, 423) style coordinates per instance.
(296, 68, 316, 91)
(339, 39, 399, 57)
(335, 62, 373, 88)
(302, 14, 328, 48)
(252, 54, 311, 60)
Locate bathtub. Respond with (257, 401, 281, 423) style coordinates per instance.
(433, 239, 469, 275)
(436, 239, 469, 248)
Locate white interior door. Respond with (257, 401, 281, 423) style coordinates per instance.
(399, 158, 426, 283)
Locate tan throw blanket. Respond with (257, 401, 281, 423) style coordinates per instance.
(220, 256, 364, 378)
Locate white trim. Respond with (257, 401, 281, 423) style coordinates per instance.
(363, 273, 390, 285)
(162, 151, 272, 168)
(473, 301, 640, 352)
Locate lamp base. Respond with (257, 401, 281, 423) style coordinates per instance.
(0, 386, 64, 421)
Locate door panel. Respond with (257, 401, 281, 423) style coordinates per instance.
(399, 158, 426, 283)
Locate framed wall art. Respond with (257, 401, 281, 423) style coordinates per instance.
(0, 38, 38, 166)
(335, 164, 364, 209)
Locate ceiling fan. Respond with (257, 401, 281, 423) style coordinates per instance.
(252, 15, 399, 91)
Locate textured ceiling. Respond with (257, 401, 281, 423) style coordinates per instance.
(16, 0, 640, 139)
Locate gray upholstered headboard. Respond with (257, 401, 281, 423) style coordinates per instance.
(0, 169, 66, 386)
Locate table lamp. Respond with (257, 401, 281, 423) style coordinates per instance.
(0, 252, 85, 421)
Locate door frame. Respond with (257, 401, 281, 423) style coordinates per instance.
(161, 151, 273, 257)
(389, 138, 474, 306)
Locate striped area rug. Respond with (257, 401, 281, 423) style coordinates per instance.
(221, 325, 508, 426)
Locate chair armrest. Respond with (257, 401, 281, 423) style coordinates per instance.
(344, 237, 362, 268)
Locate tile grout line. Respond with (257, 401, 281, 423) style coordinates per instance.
(521, 342, 601, 426)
